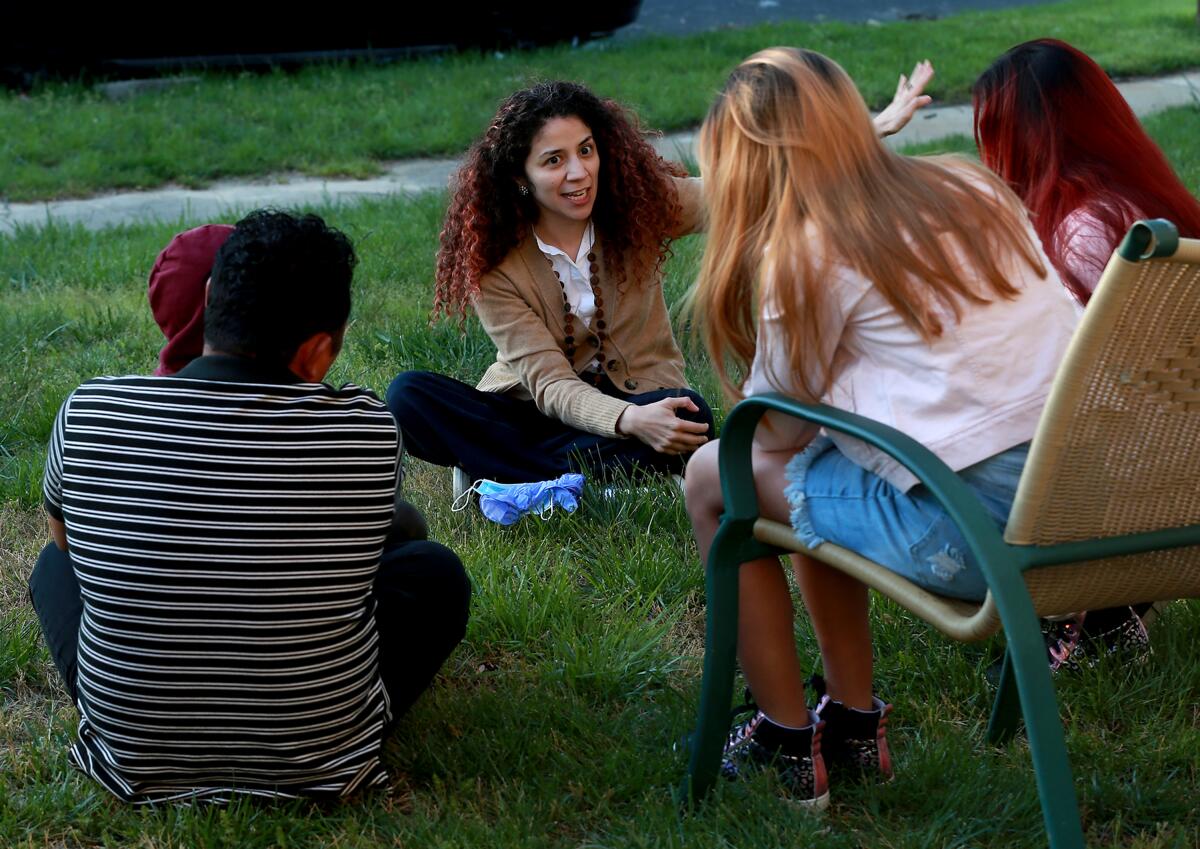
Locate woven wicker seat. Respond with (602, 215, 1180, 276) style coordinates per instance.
(682, 220, 1200, 849)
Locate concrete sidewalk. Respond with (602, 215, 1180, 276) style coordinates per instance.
(3, 70, 1198, 236)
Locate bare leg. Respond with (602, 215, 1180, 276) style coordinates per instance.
(790, 556, 874, 710)
(686, 439, 876, 723)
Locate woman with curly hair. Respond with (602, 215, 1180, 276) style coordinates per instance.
(972, 39, 1200, 666)
(388, 75, 931, 489)
(388, 80, 715, 489)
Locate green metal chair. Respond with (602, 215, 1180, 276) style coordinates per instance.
(681, 220, 1200, 849)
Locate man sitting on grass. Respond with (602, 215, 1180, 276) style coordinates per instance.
(27, 209, 471, 802)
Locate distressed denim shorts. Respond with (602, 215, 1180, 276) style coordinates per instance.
(783, 436, 1030, 602)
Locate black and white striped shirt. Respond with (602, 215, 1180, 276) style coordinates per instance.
(43, 355, 399, 803)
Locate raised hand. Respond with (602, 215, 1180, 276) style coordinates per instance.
(873, 60, 935, 138)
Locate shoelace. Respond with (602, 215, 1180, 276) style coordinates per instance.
(1045, 615, 1085, 666)
(725, 688, 761, 748)
(809, 675, 891, 751)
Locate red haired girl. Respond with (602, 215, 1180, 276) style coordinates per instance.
(974, 38, 1200, 304)
(973, 39, 1200, 665)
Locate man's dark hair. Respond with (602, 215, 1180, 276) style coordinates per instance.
(205, 210, 356, 363)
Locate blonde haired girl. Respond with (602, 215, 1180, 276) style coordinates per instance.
(685, 48, 1080, 806)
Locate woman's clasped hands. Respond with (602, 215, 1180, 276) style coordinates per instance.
(617, 396, 710, 455)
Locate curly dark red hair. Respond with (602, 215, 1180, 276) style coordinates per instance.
(434, 80, 686, 320)
(974, 39, 1200, 304)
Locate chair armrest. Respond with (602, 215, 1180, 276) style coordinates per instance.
(719, 393, 1012, 578)
(1117, 218, 1178, 261)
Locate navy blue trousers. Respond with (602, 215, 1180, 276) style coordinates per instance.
(386, 370, 715, 483)
(28, 539, 470, 719)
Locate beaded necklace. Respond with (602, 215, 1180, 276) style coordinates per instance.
(547, 250, 607, 368)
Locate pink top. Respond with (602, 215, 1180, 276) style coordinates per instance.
(1052, 204, 1143, 301)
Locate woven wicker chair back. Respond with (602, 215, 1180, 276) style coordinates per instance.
(1003, 239, 1200, 614)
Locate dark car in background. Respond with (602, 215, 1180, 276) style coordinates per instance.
(3, 3, 642, 88)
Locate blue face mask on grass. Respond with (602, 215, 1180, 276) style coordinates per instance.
(453, 473, 585, 526)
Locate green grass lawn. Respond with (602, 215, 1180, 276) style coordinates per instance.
(3, 105, 1200, 848)
(2, 0, 1199, 202)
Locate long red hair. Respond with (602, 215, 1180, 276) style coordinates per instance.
(434, 81, 685, 321)
(973, 38, 1200, 303)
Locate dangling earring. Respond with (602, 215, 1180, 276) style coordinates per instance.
(518, 184, 531, 196)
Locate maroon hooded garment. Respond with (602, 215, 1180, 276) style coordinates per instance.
(147, 224, 235, 375)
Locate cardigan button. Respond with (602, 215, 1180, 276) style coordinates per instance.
(624, 379, 637, 390)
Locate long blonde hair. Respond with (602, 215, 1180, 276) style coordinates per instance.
(694, 47, 1046, 401)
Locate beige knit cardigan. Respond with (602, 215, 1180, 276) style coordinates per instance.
(473, 176, 705, 438)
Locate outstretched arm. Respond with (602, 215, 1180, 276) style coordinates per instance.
(872, 60, 934, 138)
